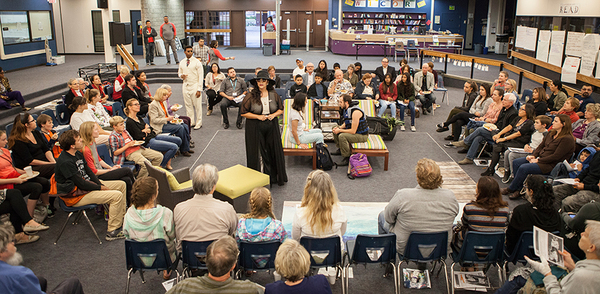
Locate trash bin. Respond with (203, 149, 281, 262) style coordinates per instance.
(483, 47, 488, 55)
(263, 43, 273, 56)
(474, 44, 483, 54)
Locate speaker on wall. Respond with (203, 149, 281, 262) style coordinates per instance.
(97, 0, 108, 9)
(109, 22, 132, 46)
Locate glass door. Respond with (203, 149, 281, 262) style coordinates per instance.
(245, 11, 261, 47)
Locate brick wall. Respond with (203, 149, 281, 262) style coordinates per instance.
(141, 0, 185, 41)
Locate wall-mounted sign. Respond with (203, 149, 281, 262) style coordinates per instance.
(345, 0, 354, 6)
(380, 0, 391, 8)
(449, 5, 455, 10)
(392, 0, 404, 7)
(559, 4, 580, 15)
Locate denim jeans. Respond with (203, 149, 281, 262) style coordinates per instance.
(145, 43, 155, 63)
(148, 134, 181, 167)
(508, 157, 543, 191)
(464, 127, 494, 160)
(466, 120, 485, 131)
(162, 123, 189, 152)
(378, 99, 397, 118)
(416, 93, 435, 109)
(293, 129, 325, 145)
(378, 211, 391, 234)
(398, 100, 415, 126)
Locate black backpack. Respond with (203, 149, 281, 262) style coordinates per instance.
(316, 143, 333, 171)
(367, 116, 390, 136)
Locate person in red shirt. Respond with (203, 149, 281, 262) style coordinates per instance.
(143, 20, 157, 66)
(113, 67, 130, 104)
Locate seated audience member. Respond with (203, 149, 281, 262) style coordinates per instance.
(354, 62, 363, 78)
(206, 63, 226, 116)
(372, 57, 397, 83)
(396, 73, 416, 132)
(69, 97, 111, 145)
(332, 63, 341, 72)
(304, 62, 316, 87)
(173, 164, 237, 251)
(343, 64, 359, 89)
(307, 74, 328, 100)
(108, 116, 163, 178)
(438, 84, 493, 141)
(493, 71, 508, 89)
(377, 73, 397, 118)
(354, 73, 380, 100)
(219, 67, 247, 129)
(121, 74, 150, 115)
(267, 65, 281, 88)
(288, 93, 324, 148)
(554, 97, 580, 124)
(89, 74, 112, 115)
(135, 71, 152, 100)
(413, 63, 436, 114)
(36, 114, 62, 159)
(0, 190, 47, 245)
(327, 70, 353, 102)
(379, 158, 459, 253)
(548, 79, 568, 112)
(64, 78, 82, 120)
(502, 115, 551, 183)
(451, 177, 508, 252)
(235, 187, 288, 242)
(561, 202, 600, 260)
(575, 84, 595, 117)
(394, 64, 413, 84)
(315, 60, 333, 82)
(0, 130, 51, 217)
(292, 58, 305, 77)
(479, 104, 535, 175)
(85, 89, 111, 128)
(112, 67, 129, 105)
(55, 130, 127, 240)
(265, 239, 333, 294)
(554, 147, 600, 213)
(147, 89, 192, 156)
(502, 114, 576, 200)
(123, 176, 176, 279)
(79, 121, 134, 204)
(571, 103, 600, 155)
(331, 95, 369, 167)
(0, 224, 84, 293)
(158, 84, 192, 134)
(551, 147, 595, 180)
(524, 220, 600, 294)
(289, 75, 307, 98)
(463, 89, 505, 132)
(504, 79, 518, 99)
(437, 81, 478, 132)
(527, 87, 549, 116)
(427, 62, 438, 87)
(9, 113, 56, 179)
(0, 67, 28, 111)
(166, 236, 262, 294)
(292, 170, 347, 246)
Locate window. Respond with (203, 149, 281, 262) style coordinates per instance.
(208, 11, 230, 46)
(91, 11, 104, 52)
(0, 11, 54, 45)
(112, 10, 120, 22)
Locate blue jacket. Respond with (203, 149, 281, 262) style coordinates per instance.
(354, 80, 379, 100)
(0, 261, 44, 294)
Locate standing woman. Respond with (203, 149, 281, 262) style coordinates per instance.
(207, 40, 235, 66)
(8, 113, 55, 179)
(264, 16, 276, 32)
(205, 63, 226, 116)
(377, 73, 397, 118)
(527, 87, 548, 116)
(241, 69, 287, 186)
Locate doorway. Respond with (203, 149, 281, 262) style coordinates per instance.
(130, 10, 143, 55)
(245, 11, 261, 48)
(91, 11, 104, 52)
(281, 11, 298, 47)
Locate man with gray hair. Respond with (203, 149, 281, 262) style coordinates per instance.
(327, 69, 353, 103)
(173, 164, 237, 251)
(166, 235, 263, 294)
(0, 225, 85, 293)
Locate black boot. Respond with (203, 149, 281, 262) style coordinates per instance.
(337, 157, 349, 166)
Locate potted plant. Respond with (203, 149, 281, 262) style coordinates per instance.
(381, 115, 404, 141)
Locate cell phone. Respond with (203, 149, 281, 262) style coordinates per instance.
(568, 213, 576, 218)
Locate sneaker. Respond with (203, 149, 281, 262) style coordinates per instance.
(502, 172, 512, 184)
(224, 123, 230, 129)
(400, 125, 405, 131)
(181, 151, 192, 157)
(452, 140, 468, 148)
(23, 223, 49, 233)
(436, 123, 444, 129)
(411, 126, 416, 132)
(106, 229, 126, 241)
(444, 142, 455, 148)
(207, 109, 213, 116)
(150, 62, 155, 65)
(167, 61, 171, 64)
(444, 135, 454, 141)
(436, 126, 449, 132)
(458, 158, 474, 165)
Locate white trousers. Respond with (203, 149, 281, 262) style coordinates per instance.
(182, 83, 203, 126)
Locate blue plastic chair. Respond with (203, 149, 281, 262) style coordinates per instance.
(300, 236, 345, 287)
(406, 39, 420, 61)
(97, 143, 136, 171)
(112, 101, 126, 119)
(399, 231, 449, 294)
(237, 240, 281, 279)
(518, 89, 533, 110)
(244, 74, 255, 85)
(345, 234, 398, 294)
(434, 75, 449, 105)
(105, 85, 114, 101)
(284, 82, 294, 99)
(181, 240, 215, 278)
(55, 103, 70, 125)
(53, 197, 102, 245)
(125, 239, 180, 293)
(503, 231, 535, 280)
(275, 88, 286, 103)
(5, 123, 13, 136)
(41, 109, 59, 126)
(450, 231, 505, 293)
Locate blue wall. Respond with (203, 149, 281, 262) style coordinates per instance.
(472, 0, 488, 46)
(432, 0, 468, 37)
(330, 0, 432, 30)
(0, 0, 57, 71)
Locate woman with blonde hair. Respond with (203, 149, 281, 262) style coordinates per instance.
(265, 239, 333, 294)
(292, 170, 347, 246)
(235, 187, 287, 242)
(147, 88, 192, 154)
(79, 121, 135, 204)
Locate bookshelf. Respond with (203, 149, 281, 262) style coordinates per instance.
(342, 12, 428, 32)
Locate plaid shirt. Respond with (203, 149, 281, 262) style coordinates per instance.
(108, 130, 133, 165)
(192, 44, 210, 66)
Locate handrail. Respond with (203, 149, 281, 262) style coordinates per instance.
(120, 44, 139, 70)
(184, 29, 232, 33)
(116, 44, 138, 71)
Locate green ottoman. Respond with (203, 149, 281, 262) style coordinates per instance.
(213, 164, 270, 212)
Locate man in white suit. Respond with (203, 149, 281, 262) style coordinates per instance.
(178, 45, 204, 129)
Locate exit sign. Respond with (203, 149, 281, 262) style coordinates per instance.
(449, 5, 455, 10)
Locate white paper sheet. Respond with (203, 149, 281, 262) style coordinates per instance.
(536, 30, 552, 63)
(515, 26, 537, 51)
(549, 31, 566, 67)
(534, 226, 564, 267)
(597, 51, 600, 79)
(566, 31, 585, 57)
(580, 34, 600, 76)
(561, 56, 581, 84)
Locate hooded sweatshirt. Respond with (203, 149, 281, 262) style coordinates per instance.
(569, 146, 596, 178)
(544, 259, 600, 294)
(576, 150, 600, 193)
(123, 205, 176, 261)
(505, 202, 561, 254)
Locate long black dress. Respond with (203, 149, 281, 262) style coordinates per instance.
(241, 91, 288, 186)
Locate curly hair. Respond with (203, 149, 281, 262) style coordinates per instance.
(524, 175, 555, 211)
(415, 158, 443, 189)
(585, 103, 600, 119)
(243, 187, 276, 219)
(473, 176, 508, 217)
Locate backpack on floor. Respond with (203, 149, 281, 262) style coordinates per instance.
(367, 116, 390, 136)
(349, 153, 372, 178)
(316, 143, 333, 171)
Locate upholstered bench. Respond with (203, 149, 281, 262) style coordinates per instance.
(350, 134, 389, 171)
(213, 164, 270, 212)
(281, 99, 317, 169)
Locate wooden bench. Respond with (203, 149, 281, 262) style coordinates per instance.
(350, 134, 389, 171)
(281, 99, 317, 169)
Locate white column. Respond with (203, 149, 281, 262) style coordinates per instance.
(338, 0, 342, 29)
(286, 19, 291, 41)
(485, 0, 506, 51)
(325, 20, 329, 51)
(102, 0, 116, 63)
(276, 0, 280, 55)
(306, 19, 310, 51)
(430, 0, 435, 31)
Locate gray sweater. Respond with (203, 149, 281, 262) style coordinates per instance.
(572, 119, 600, 146)
(469, 96, 492, 116)
(543, 259, 600, 294)
(384, 185, 459, 254)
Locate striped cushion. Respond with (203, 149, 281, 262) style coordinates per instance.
(351, 134, 387, 150)
(281, 125, 314, 149)
(282, 99, 314, 127)
(356, 100, 376, 117)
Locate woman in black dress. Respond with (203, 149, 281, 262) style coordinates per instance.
(241, 70, 287, 186)
(8, 113, 56, 179)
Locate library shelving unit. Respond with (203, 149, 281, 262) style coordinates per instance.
(342, 12, 428, 32)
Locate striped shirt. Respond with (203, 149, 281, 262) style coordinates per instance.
(461, 202, 509, 232)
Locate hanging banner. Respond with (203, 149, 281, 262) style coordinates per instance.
(355, 0, 366, 7)
(392, 0, 404, 7)
(380, 0, 391, 8)
(579, 34, 600, 76)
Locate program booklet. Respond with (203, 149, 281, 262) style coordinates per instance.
(402, 268, 431, 289)
(453, 271, 489, 292)
(534, 226, 564, 267)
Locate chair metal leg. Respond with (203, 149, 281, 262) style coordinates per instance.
(81, 210, 102, 244)
(441, 260, 450, 294)
(496, 263, 504, 287)
(450, 262, 456, 294)
(73, 211, 83, 225)
(139, 270, 146, 283)
(54, 212, 74, 245)
(126, 268, 133, 294)
(339, 265, 346, 294)
(344, 264, 350, 294)
(477, 142, 488, 159)
(391, 262, 399, 294)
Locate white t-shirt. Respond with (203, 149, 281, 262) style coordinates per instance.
(87, 103, 111, 127)
(292, 67, 305, 78)
(292, 203, 347, 249)
(289, 109, 305, 135)
(70, 110, 97, 131)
